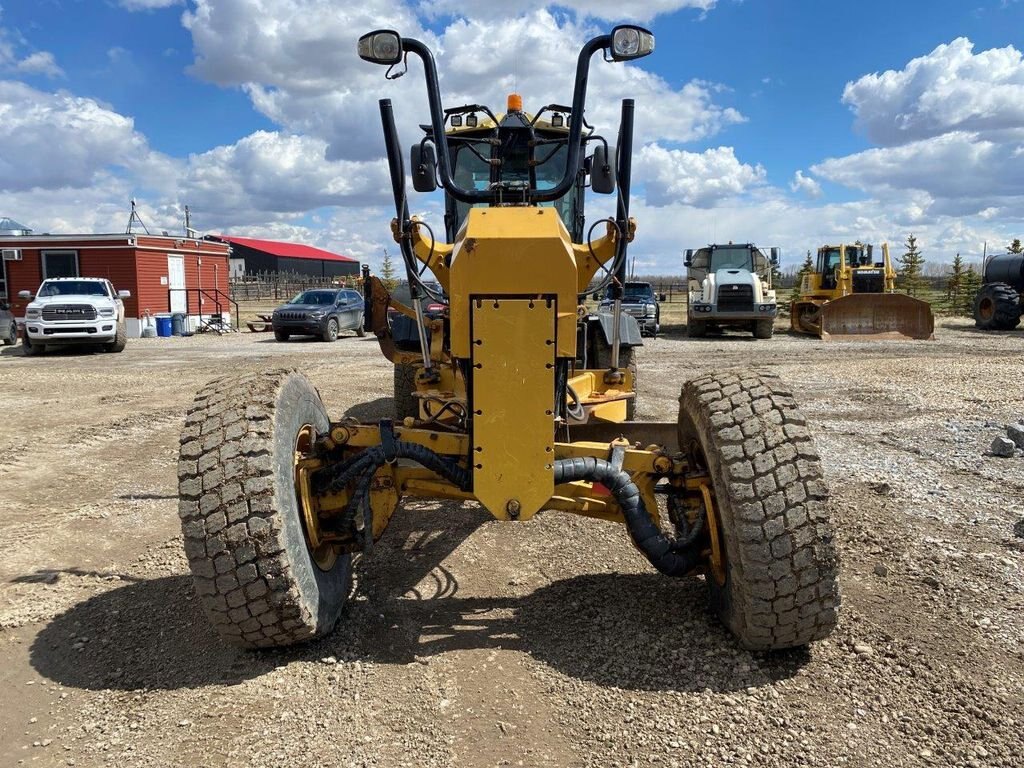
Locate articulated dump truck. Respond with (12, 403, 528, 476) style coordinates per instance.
(176, 25, 839, 653)
(791, 243, 934, 340)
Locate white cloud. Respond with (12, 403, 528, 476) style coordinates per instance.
(0, 80, 150, 191)
(843, 38, 1024, 147)
(419, 0, 715, 23)
(118, 0, 183, 10)
(634, 144, 765, 206)
(15, 51, 63, 78)
(790, 170, 821, 198)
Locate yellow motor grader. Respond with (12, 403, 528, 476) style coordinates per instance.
(790, 243, 934, 339)
(177, 26, 839, 652)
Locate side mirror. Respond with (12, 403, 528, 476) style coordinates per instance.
(608, 25, 655, 62)
(357, 30, 403, 66)
(770, 248, 780, 265)
(0, 300, 8, 310)
(592, 292, 603, 302)
(659, 294, 666, 302)
(18, 290, 31, 300)
(411, 143, 438, 193)
(118, 290, 131, 299)
(590, 144, 616, 195)
(684, 250, 693, 268)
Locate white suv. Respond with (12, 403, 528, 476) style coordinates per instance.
(20, 278, 130, 355)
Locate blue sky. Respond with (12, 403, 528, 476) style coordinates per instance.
(1, 0, 1022, 272)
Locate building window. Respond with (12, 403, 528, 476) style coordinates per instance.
(0, 258, 7, 298)
(41, 250, 79, 279)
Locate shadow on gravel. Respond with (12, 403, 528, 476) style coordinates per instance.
(343, 397, 397, 422)
(30, 575, 285, 691)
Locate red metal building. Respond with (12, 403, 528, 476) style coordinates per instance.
(0, 233, 232, 337)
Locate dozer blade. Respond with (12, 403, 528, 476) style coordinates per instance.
(820, 294, 935, 340)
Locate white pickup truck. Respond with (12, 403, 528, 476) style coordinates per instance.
(20, 277, 130, 356)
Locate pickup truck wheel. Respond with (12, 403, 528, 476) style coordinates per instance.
(3, 322, 16, 346)
(105, 321, 127, 352)
(274, 329, 290, 342)
(688, 318, 707, 338)
(355, 314, 366, 338)
(22, 336, 44, 356)
(178, 370, 352, 648)
(322, 318, 339, 342)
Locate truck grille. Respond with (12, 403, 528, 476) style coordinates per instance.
(717, 284, 754, 312)
(276, 311, 307, 321)
(42, 304, 97, 321)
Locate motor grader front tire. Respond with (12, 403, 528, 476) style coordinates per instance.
(178, 369, 351, 649)
(678, 372, 839, 650)
(394, 362, 419, 421)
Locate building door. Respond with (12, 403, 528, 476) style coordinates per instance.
(168, 255, 186, 313)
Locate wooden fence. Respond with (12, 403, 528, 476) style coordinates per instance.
(229, 272, 360, 302)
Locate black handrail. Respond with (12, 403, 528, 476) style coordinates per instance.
(167, 287, 240, 330)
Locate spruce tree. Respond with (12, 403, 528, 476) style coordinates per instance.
(946, 253, 965, 308)
(789, 251, 814, 304)
(380, 248, 400, 290)
(1009, 238, 1022, 254)
(959, 265, 983, 316)
(898, 234, 927, 296)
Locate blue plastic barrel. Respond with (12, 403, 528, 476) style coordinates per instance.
(171, 313, 185, 336)
(156, 315, 173, 337)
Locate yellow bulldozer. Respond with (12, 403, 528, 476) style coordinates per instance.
(790, 243, 934, 340)
(176, 26, 839, 652)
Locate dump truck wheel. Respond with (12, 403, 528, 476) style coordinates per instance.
(394, 362, 418, 421)
(753, 319, 774, 339)
(105, 321, 127, 353)
(974, 283, 1022, 331)
(678, 372, 839, 650)
(178, 370, 352, 649)
(687, 318, 707, 338)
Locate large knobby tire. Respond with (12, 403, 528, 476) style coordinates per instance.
(687, 317, 707, 338)
(974, 283, 1021, 331)
(394, 362, 419, 421)
(678, 372, 839, 650)
(322, 318, 339, 342)
(178, 370, 352, 649)
(753, 319, 775, 339)
(105, 320, 127, 353)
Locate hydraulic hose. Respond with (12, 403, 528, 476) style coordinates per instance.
(553, 457, 701, 577)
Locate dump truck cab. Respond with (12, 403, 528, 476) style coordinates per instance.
(685, 243, 778, 339)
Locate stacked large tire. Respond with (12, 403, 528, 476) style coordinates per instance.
(974, 283, 1022, 331)
(178, 370, 351, 649)
(678, 372, 840, 650)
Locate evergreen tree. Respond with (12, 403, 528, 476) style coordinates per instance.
(898, 234, 927, 296)
(380, 248, 399, 290)
(1009, 238, 1023, 254)
(789, 251, 814, 304)
(959, 265, 983, 316)
(945, 253, 965, 309)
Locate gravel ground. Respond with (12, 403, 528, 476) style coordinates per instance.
(0, 318, 1022, 768)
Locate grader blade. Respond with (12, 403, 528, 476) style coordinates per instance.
(820, 294, 935, 340)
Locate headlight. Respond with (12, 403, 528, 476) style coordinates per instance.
(644, 303, 656, 316)
(99, 308, 115, 318)
(26, 307, 41, 319)
(309, 309, 326, 318)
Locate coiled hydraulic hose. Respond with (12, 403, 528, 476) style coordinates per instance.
(313, 439, 471, 552)
(553, 457, 702, 577)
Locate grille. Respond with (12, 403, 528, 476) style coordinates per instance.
(276, 311, 308, 321)
(716, 284, 754, 312)
(42, 304, 97, 321)
(852, 270, 885, 294)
